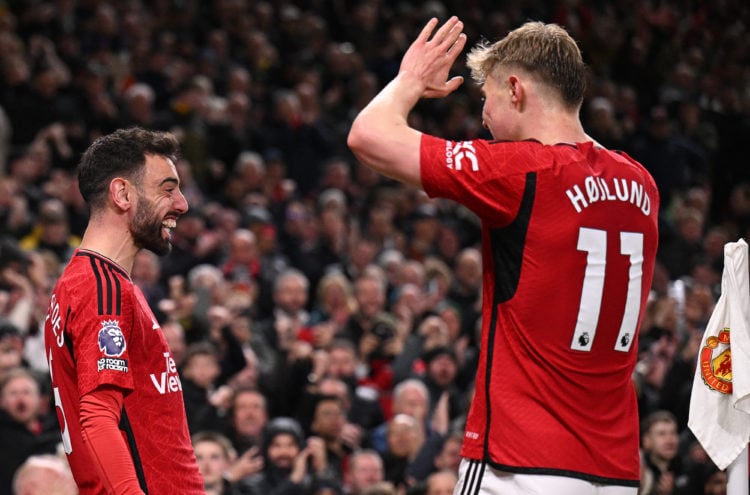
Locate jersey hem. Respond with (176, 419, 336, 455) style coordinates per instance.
(482, 458, 640, 488)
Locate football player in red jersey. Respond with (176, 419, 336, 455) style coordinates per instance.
(348, 17, 659, 495)
(44, 127, 204, 494)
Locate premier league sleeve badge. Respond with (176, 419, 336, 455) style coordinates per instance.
(97, 320, 129, 372)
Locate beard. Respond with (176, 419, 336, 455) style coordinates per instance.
(131, 194, 172, 256)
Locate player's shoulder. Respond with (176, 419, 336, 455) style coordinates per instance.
(62, 251, 128, 282)
(469, 138, 549, 166)
(59, 250, 134, 314)
(598, 147, 657, 184)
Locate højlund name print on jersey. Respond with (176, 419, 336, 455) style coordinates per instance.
(565, 176, 652, 215)
(150, 352, 183, 394)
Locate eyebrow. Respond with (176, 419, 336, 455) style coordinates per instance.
(159, 177, 180, 187)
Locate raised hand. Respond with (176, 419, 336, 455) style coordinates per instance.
(399, 16, 467, 99)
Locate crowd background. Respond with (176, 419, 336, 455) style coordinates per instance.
(0, 1, 748, 494)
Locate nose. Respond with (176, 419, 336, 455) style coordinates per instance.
(174, 188, 189, 214)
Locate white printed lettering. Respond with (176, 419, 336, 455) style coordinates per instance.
(445, 141, 479, 172)
(567, 176, 652, 216)
(566, 185, 588, 213)
(46, 294, 64, 347)
(613, 178, 629, 201)
(584, 176, 599, 203)
(150, 352, 182, 395)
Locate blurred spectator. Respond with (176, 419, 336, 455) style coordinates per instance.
(418, 346, 463, 424)
(12, 454, 77, 495)
(181, 264, 230, 343)
(329, 236, 379, 283)
(424, 470, 458, 495)
(0, 323, 26, 380)
(0, 177, 31, 238)
(370, 379, 432, 455)
(226, 345, 262, 391)
(640, 410, 687, 495)
(381, 413, 425, 492)
(658, 206, 707, 280)
(344, 449, 385, 495)
(238, 416, 339, 495)
(431, 431, 463, 475)
(19, 197, 79, 263)
(587, 96, 627, 150)
(310, 270, 357, 330)
(312, 376, 382, 445)
(253, 268, 313, 415)
(162, 319, 188, 366)
(206, 99, 264, 183)
(338, 272, 398, 367)
(628, 105, 709, 214)
(682, 461, 727, 495)
(180, 341, 230, 434)
(202, 304, 249, 387)
(307, 394, 353, 479)
(131, 249, 168, 319)
(0, 367, 60, 495)
(257, 268, 311, 352)
(226, 386, 269, 456)
(0, 238, 39, 337)
(405, 204, 440, 262)
(160, 209, 222, 280)
(445, 248, 481, 345)
(360, 483, 396, 495)
(192, 430, 243, 495)
(392, 315, 450, 385)
(263, 88, 336, 198)
(318, 340, 384, 431)
(119, 82, 171, 130)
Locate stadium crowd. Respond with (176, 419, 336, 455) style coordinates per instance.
(0, 0, 748, 494)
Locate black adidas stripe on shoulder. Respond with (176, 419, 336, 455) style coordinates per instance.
(80, 253, 124, 316)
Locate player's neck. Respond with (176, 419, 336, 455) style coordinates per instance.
(79, 221, 137, 275)
(520, 111, 588, 146)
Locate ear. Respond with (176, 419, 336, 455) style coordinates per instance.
(110, 178, 132, 211)
(508, 75, 524, 109)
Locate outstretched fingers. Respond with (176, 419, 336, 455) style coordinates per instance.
(431, 16, 464, 49)
(422, 17, 466, 98)
(418, 17, 440, 44)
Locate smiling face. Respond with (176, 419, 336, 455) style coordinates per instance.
(130, 154, 188, 255)
(267, 433, 301, 469)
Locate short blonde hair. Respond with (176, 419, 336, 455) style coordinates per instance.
(466, 21, 587, 109)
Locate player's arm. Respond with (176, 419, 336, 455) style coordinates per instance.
(80, 385, 145, 495)
(347, 16, 466, 187)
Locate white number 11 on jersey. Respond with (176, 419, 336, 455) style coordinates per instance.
(571, 227, 644, 352)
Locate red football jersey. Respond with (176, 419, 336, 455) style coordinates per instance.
(421, 136, 659, 485)
(44, 249, 204, 494)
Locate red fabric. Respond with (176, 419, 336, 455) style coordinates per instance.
(421, 135, 659, 484)
(80, 387, 143, 495)
(44, 250, 204, 494)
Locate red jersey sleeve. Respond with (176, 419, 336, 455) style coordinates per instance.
(70, 281, 136, 397)
(420, 134, 530, 227)
(80, 386, 144, 495)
